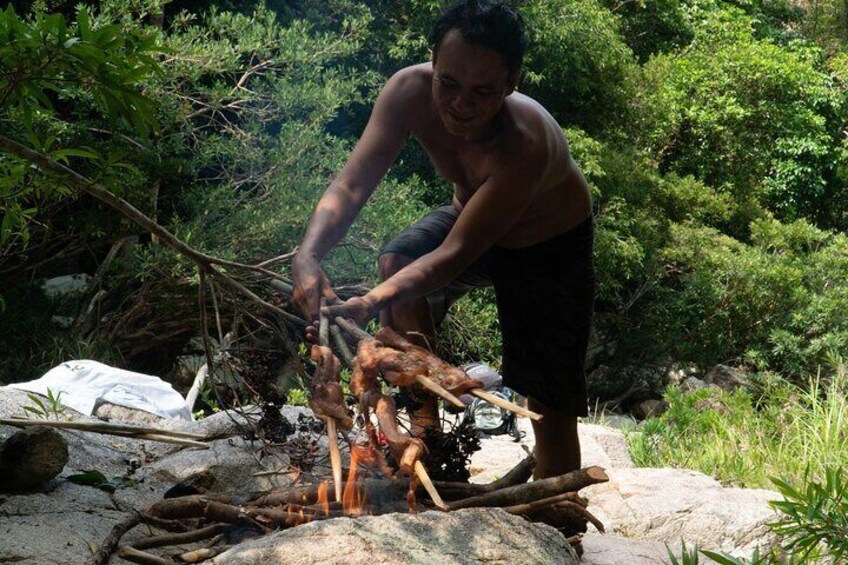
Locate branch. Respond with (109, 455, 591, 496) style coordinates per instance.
(0, 135, 305, 328)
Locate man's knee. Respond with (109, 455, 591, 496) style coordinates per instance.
(378, 252, 415, 281)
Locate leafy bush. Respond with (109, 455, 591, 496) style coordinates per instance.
(638, 7, 846, 230)
(770, 467, 848, 562)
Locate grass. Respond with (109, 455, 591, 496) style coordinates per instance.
(627, 361, 848, 489)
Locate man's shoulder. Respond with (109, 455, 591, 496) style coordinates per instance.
(385, 63, 432, 97)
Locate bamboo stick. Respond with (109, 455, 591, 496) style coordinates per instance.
(326, 418, 344, 504)
(413, 375, 465, 408)
(414, 461, 447, 510)
(0, 418, 209, 447)
(469, 389, 542, 421)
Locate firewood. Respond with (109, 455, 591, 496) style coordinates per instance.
(501, 491, 585, 516)
(447, 466, 608, 510)
(130, 523, 229, 550)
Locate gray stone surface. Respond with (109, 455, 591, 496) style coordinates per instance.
(581, 532, 673, 565)
(705, 364, 751, 392)
(211, 508, 580, 565)
(584, 467, 780, 557)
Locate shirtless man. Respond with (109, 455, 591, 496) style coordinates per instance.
(292, 0, 595, 478)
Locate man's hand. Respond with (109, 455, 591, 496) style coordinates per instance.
(292, 256, 339, 342)
(321, 295, 377, 328)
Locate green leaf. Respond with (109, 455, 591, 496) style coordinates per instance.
(67, 469, 109, 486)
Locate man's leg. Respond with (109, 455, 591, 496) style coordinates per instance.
(378, 252, 439, 436)
(528, 397, 580, 479)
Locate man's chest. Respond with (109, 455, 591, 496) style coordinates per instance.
(413, 127, 490, 199)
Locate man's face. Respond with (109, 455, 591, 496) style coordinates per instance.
(432, 30, 518, 140)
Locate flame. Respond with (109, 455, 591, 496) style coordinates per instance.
(316, 480, 330, 516)
(342, 445, 370, 516)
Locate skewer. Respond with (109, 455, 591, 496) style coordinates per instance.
(325, 418, 344, 504)
(319, 300, 344, 504)
(469, 389, 543, 421)
(413, 375, 465, 408)
(414, 460, 447, 510)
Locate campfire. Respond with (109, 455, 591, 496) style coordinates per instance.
(110, 315, 609, 564)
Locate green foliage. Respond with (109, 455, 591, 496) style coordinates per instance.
(521, 0, 638, 134)
(22, 388, 66, 419)
(600, 0, 694, 62)
(628, 362, 848, 489)
(769, 467, 848, 562)
(666, 541, 702, 565)
(638, 7, 846, 229)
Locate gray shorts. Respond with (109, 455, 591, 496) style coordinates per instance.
(380, 205, 595, 416)
(380, 205, 493, 326)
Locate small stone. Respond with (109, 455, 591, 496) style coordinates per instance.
(631, 399, 669, 420)
(0, 426, 69, 491)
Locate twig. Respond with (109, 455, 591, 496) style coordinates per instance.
(333, 316, 371, 341)
(87, 512, 143, 565)
(0, 135, 305, 328)
(176, 546, 232, 563)
(116, 546, 173, 565)
(329, 324, 355, 367)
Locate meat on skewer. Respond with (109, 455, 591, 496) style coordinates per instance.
(375, 327, 484, 396)
(309, 345, 353, 431)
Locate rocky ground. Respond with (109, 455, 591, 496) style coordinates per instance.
(0, 387, 781, 564)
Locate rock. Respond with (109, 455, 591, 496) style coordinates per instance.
(705, 365, 751, 393)
(0, 426, 69, 490)
(582, 532, 671, 565)
(680, 376, 711, 392)
(211, 508, 580, 565)
(579, 423, 634, 468)
(584, 467, 780, 558)
(0, 481, 129, 565)
(663, 362, 700, 387)
(631, 399, 668, 420)
(93, 402, 170, 427)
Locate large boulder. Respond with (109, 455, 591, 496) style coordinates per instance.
(584, 467, 780, 557)
(211, 508, 579, 565)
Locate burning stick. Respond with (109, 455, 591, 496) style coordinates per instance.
(325, 417, 343, 503)
(414, 460, 447, 510)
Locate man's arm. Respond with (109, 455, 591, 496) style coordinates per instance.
(324, 141, 545, 322)
(292, 69, 416, 324)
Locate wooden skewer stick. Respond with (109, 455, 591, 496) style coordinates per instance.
(414, 460, 447, 510)
(0, 418, 207, 439)
(319, 301, 344, 504)
(325, 418, 344, 504)
(413, 375, 465, 408)
(469, 389, 542, 421)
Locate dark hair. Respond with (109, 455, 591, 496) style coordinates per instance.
(429, 1, 526, 75)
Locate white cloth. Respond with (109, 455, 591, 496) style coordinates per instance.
(4, 360, 191, 420)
